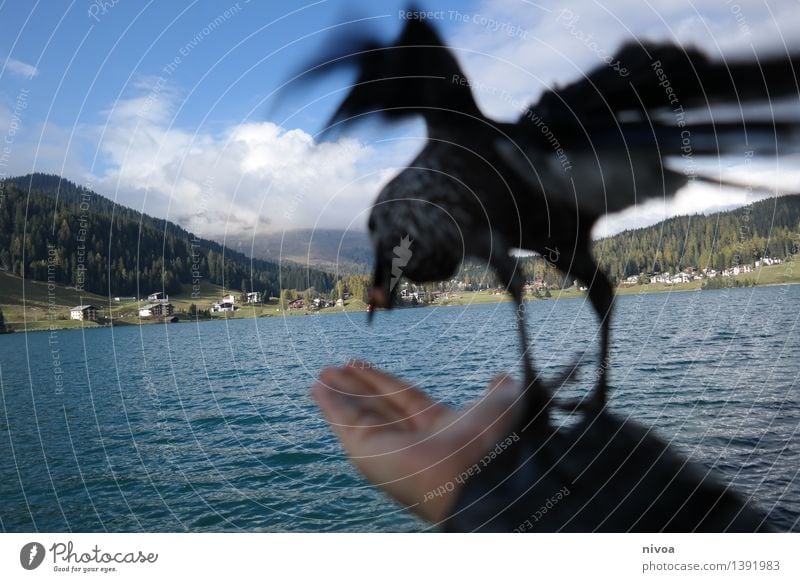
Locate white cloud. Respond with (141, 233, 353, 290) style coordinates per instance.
(90, 85, 409, 238)
(4, 58, 39, 79)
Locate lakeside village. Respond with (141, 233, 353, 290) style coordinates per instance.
(63, 289, 340, 324)
(618, 256, 785, 288)
(50, 254, 789, 326)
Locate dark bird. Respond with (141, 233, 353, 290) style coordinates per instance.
(291, 17, 800, 426)
(292, 20, 798, 421)
(287, 16, 798, 531)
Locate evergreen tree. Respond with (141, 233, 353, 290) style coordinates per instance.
(280, 289, 293, 310)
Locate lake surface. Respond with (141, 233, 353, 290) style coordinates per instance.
(1, 284, 799, 532)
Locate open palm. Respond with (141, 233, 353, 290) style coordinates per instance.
(311, 363, 521, 523)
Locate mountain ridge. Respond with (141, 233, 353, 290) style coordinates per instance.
(0, 173, 336, 298)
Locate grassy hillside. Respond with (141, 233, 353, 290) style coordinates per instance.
(0, 270, 233, 331)
(0, 271, 111, 331)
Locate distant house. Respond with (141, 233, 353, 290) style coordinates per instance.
(147, 292, 169, 302)
(311, 297, 333, 309)
(731, 264, 753, 276)
(757, 257, 781, 267)
(288, 298, 305, 310)
(651, 272, 671, 284)
(671, 273, 691, 284)
(210, 293, 239, 313)
(156, 303, 174, 317)
(245, 291, 261, 304)
(139, 303, 174, 318)
(70, 305, 98, 321)
(211, 301, 236, 313)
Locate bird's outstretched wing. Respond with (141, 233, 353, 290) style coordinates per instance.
(527, 42, 800, 130)
(499, 42, 800, 217)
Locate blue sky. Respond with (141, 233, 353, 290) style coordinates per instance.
(2, 0, 798, 240)
(2, 1, 417, 134)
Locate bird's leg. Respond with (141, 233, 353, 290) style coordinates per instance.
(490, 248, 551, 427)
(569, 253, 615, 409)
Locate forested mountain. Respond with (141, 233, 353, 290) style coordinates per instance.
(228, 228, 373, 275)
(0, 174, 335, 298)
(594, 194, 800, 282)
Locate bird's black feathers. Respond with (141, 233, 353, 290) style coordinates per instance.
(529, 41, 800, 128)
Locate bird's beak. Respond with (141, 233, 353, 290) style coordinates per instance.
(367, 245, 397, 324)
(367, 285, 388, 325)
(369, 286, 389, 308)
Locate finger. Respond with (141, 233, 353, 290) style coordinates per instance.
(344, 361, 440, 418)
(310, 379, 359, 426)
(318, 367, 407, 424)
(310, 380, 389, 444)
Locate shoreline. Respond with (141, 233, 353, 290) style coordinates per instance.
(5, 279, 798, 335)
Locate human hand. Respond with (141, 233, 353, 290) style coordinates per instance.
(310, 363, 521, 523)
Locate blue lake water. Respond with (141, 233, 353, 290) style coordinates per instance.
(1, 284, 799, 532)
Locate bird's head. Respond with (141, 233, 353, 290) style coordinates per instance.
(284, 11, 480, 136)
(366, 197, 464, 319)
